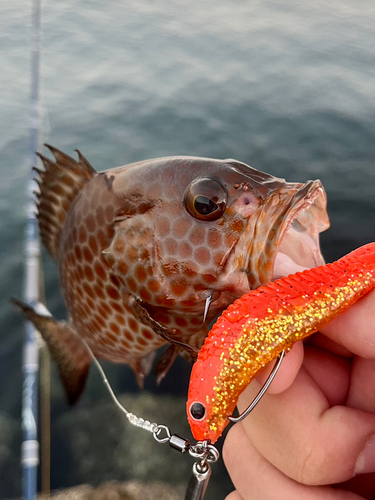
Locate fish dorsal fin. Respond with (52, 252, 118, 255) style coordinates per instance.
(34, 144, 96, 260)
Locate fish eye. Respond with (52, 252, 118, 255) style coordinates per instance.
(189, 401, 206, 421)
(184, 178, 227, 221)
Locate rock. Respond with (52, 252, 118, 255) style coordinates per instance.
(2, 380, 232, 499)
(54, 392, 193, 485)
(40, 480, 183, 500)
(53, 392, 232, 499)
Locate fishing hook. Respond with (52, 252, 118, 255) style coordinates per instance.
(203, 295, 213, 323)
(228, 350, 285, 423)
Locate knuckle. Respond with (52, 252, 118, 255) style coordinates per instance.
(293, 444, 327, 485)
(223, 424, 244, 469)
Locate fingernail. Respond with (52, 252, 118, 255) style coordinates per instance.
(355, 434, 375, 475)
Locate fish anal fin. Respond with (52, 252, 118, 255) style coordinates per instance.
(155, 345, 180, 386)
(12, 298, 90, 405)
(35, 145, 96, 260)
(130, 351, 156, 389)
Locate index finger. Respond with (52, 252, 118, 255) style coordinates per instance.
(259, 289, 375, 396)
(320, 289, 375, 357)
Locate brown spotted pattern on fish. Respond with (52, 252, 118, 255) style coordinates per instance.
(59, 173, 165, 366)
(14, 146, 329, 404)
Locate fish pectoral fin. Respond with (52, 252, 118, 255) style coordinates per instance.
(131, 297, 199, 358)
(155, 345, 180, 386)
(11, 298, 90, 405)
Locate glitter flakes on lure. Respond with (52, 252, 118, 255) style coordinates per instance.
(187, 243, 375, 443)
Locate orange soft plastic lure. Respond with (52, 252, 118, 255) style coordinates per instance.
(187, 243, 375, 443)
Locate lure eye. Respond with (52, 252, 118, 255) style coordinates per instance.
(189, 401, 206, 421)
(184, 178, 227, 221)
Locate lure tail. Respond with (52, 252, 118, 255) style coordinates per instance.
(12, 298, 91, 404)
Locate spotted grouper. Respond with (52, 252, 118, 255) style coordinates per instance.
(14, 145, 329, 404)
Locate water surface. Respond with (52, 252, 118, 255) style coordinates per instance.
(1, 0, 375, 497)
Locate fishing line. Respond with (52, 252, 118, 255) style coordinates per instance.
(81, 338, 157, 433)
(33, 301, 284, 499)
(80, 336, 219, 500)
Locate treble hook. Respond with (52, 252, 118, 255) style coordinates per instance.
(228, 350, 285, 423)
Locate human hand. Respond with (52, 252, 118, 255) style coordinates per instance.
(223, 289, 375, 499)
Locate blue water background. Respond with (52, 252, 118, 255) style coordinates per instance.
(1, 0, 375, 497)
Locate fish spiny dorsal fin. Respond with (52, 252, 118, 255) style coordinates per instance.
(34, 145, 96, 260)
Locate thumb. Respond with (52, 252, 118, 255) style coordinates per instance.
(255, 340, 304, 394)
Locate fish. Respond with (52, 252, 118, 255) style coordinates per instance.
(187, 243, 375, 443)
(13, 144, 329, 405)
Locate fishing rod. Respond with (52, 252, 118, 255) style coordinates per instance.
(21, 0, 45, 498)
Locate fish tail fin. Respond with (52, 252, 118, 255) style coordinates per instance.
(34, 145, 96, 260)
(12, 298, 91, 405)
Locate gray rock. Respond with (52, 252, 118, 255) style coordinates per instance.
(39, 481, 184, 500)
(55, 393, 194, 485)
(54, 392, 232, 499)
(1, 386, 232, 499)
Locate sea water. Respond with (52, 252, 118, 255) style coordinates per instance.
(1, 0, 375, 497)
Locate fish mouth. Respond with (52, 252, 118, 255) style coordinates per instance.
(248, 179, 329, 287)
(272, 187, 328, 280)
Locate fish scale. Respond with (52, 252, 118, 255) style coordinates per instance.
(59, 173, 164, 364)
